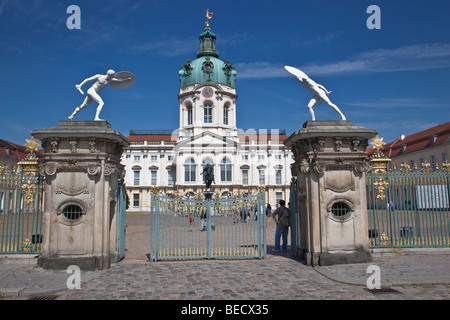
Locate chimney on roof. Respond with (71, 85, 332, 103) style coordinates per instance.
(430, 134, 437, 144)
(400, 134, 405, 140)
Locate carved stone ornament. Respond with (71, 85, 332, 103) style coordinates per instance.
(89, 140, 97, 153)
(351, 138, 361, 152)
(354, 161, 371, 173)
(313, 160, 327, 174)
(300, 159, 310, 173)
(70, 141, 77, 153)
(104, 163, 116, 176)
(44, 162, 58, 176)
(334, 138, 342, 152)
(317, 138, 325, 152)
(50, 139, 59, 153)
(87, 163, 101, 176)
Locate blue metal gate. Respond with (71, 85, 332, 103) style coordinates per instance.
(116, 181, 127, 260)
(289, 177, 299, 256)
(149, 192, 266, 261)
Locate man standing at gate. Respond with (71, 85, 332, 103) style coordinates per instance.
(272, 200, 290, 252)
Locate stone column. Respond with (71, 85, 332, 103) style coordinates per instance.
(285, 121, 377, 266)
(31, 121, 129, 270)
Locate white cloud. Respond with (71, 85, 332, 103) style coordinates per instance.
(237, 43, 450, 78)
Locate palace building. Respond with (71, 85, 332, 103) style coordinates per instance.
(122, 20, 294, 211)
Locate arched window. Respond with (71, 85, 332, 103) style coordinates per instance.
(187, 104, 193, 125)
(184, 158, 196, 182)
(204, 103, 212, 123)
(223, 104, 229, 125)
(275, 169, 282, 185)
(220, 157, 232, 182)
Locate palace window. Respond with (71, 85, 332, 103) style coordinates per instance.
(204, 103, 212, 123)
(133, 170, 140, 186)
(133, 194, 140, 207)
(259, 169, 265, 185)
(220, 157, 232, 182)
(275, 169, 282, 185)
(184, 158, 196, 182)
(187, 105, 193, 125)
(276, 192, 282, 204)
(242, 169, 248, 185)
(223, 105, 229, 125)
(167, 169, 174, 186)
(150, 170, 157, 186)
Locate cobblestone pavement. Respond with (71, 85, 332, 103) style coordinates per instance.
(1, 213, 450, 301)
(55, 258, 450, 300)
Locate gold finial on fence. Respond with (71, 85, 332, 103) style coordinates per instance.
(24, 137, 40, 154)
(442, 161, 450, 172)
(369, 136, 391, 173)
(421, 161, 432, 172)
(17, 137, 41, 176)
(400, 161, 411, 173)
(0, 164, 8, 175)
(150, 186, 159, 194)
(370, 135, 386, 152)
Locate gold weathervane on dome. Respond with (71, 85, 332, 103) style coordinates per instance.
(205, 9, 213, 27)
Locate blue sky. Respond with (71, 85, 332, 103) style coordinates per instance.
(1, 0, 449, 145)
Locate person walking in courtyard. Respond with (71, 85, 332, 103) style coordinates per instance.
(272, 200, 290, 252)
(188, 212, 194, 232)
(266, 203, 272, 228)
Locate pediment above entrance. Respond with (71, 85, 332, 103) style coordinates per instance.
(176, 131, 237, 149)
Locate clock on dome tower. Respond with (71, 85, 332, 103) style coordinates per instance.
(177, 21, 238, 141)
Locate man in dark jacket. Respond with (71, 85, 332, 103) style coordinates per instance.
(272, 200, 290, 251)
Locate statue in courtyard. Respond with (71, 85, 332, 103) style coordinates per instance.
(200, 164, 215, 190)
(68, 69, 135, 121)
(285, 66, 346, 121)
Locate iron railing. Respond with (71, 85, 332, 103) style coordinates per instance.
(367, 160, 450, 248)
(149, 192, 266, 261)
(0, 172, 44, 253)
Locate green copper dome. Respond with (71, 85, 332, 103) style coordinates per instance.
(179, 27, 236, 88)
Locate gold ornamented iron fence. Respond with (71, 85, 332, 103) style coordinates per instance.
(0, 138, 44, 254)
(367, 136, 450, 248)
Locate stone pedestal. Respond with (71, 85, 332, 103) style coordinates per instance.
(285, 121, 377, 266)
(31, 121, 129, 270)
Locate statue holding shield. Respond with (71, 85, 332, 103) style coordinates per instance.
(68, 69, 135, 121)
(285, 66, 346, 121)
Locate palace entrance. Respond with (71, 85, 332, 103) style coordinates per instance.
(149, 192, 266, 261)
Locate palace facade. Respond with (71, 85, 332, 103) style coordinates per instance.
(122, 22, 294, 211)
